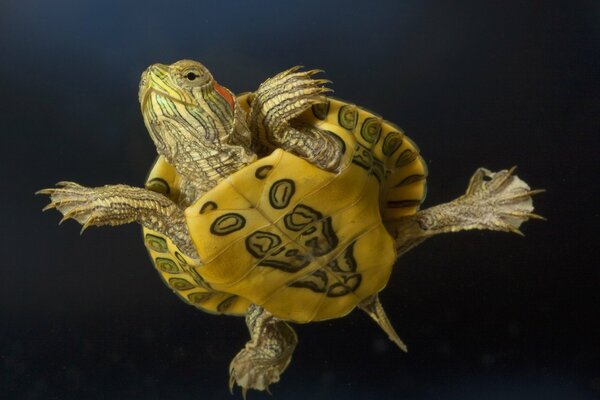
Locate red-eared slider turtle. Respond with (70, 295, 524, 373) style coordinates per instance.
(38, 60, 543, 397)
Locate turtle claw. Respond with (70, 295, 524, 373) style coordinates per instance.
(229, 375, 272, 400)
(41, 203, 56, 212)
(506, 225, 525, 237)
(253, 65, 333, 128)
(285, 65, 304, 74)
(306, 68, 325, 76)
(229, 376, 249, 400)
(80, 217, 97, 234)
(37, 182, 111, 229)
(505, 210, 547, 221)
(499, 188, 546, 204)
(56, 181, 77, 187)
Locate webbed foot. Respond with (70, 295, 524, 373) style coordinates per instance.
(37, 181, 124, 233)
(248, 67, 344, 171)
(414, 166, 544, 236)
(392, 167, 543, 255)
(229, 305, 297, 399)
(460, 167, 545, 234)
(37, 182, 197, 256)
(249, 66, 331, 134)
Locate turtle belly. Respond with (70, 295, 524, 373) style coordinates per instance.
(185, 149, 396, 323)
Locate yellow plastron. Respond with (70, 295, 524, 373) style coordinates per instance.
(185, 148, 396, 323)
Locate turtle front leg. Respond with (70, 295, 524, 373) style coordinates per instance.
(390, 167, 544, 256)
(229, 304, 297, 399)
(37, 182, 197, 258)
(247, 67, 343, 170)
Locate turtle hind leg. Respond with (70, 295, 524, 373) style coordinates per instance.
(390, 167, 544, 255)
(461, 167, 546, 234)
(229, 304, 298, 399)
(359, 294, 408, 352)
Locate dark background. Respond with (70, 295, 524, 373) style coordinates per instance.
(1, 1, 598, 399)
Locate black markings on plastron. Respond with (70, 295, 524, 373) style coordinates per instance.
(200, 201, 218, 214)
(245, 231, 282, 258)
(210, 213, 246, 236)
(283, 204, 322, 231)
(246, 231, 311, 273)
(286, 241, 362, 297)
(327, 274, 362, 297)
(326, 242, 361, 297)
(289, 270, 328, 293)
(259, 248, 310, 272)
(328, 242, 358, 273)
(255, 165, 274, 179)
(269, 179, 296, 209)
(284, 204, 339, 257)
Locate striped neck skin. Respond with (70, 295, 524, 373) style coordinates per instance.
(140, 61, 256, 204)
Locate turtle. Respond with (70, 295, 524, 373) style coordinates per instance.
(38, 59, 543, 397)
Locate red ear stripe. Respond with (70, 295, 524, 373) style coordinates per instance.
(212, 81, 235, 109)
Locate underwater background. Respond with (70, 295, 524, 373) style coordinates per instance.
(1, 0, 598, 399)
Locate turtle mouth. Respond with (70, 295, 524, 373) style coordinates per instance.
(139, 64, 195, 109)
(140, 86, 195, 111)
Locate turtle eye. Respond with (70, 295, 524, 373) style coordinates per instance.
(185, 71, 200, 81)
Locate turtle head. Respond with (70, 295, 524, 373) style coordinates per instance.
(138, 60, 219, 108)
(138, 60, 253, 190)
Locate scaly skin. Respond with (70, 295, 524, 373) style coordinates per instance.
(229, 305, 297, 400)
(247, 66, 344, 170)
(139, 60, 256, 204)
(38, 60, 332, 258)
(37, 182, 197, 257)
(38, 60, 341, 395)
(389, 167, 545, 257)
(38, 59, 543, 398)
